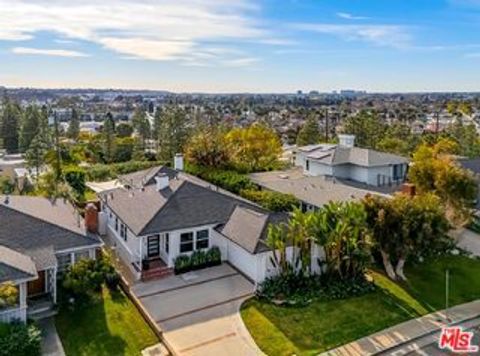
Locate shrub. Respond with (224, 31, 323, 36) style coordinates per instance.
(174, 247, 222, 274)
(0, 321, 41, 356)
(105, 272, 121, 290)
(0, 283, 18, 309)
(240, 189, 299, 212)
(185, 164, 255, 194)
(190, 250, 207, 269)
(174, 255, 191, 274)
(85, 161, 166, 182)
(257, 274, 376, 306)
(62, 255, 119, 298)
(64, 166, 87, 200)
(206, 246, 222, 266)
(63, 259, 104, 298)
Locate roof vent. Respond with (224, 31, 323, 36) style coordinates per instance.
(4, 195, 9, 205)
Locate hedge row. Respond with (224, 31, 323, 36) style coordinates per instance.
(85, 161, 167, 182)
(185, 164, 299, 212)
(174, 247, 222, 274)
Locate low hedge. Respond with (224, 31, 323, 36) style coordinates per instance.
(257, 273, 376, 306)
(174, 246, 222, 274)
(0, 321, 41, 356)
(185, 164, 255, 194)
(85, 161, 167, 182)
(240, 189, 299, 212)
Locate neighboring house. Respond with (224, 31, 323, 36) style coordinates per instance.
(250, 167, 394, 212)
(459, 158, 480, 209)
(0, 196, 102, 323)
(295, 134, 409, 187)
(99, 164, 298, 285)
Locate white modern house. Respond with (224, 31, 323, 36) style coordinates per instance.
(295, 134, 409, 187)
(100, 164, 318, 285)
(0, 196, 102, 323)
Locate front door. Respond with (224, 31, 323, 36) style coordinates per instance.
(147, 235, 160, 258)
(27, 270, 46, 296)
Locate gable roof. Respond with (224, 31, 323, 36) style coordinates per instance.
(103, 166, 268, 236)
(299, 144, 408, 167)
(140, 180, 265, 235)
(0, 246, 37, 283)
(0, 196, 102, 259)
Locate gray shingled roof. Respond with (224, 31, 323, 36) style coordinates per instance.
(0, 196, 102, 261)
(216, 208, 288, 254)
(140, 180, 265, 235)
(300, 145, 408, 167)
(0, 246, 37, 283)
(105, 166, 285, 253)
(217, 207, 268, 254)
(250, 168, 393, 208)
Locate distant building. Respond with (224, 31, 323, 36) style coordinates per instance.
(294, 135, 409, 187)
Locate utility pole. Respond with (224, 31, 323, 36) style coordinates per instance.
(445, 268, 451, 324)
(325, 108, 329, 142)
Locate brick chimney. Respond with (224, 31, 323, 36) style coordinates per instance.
(85, 203, 98, 233)
(401, 183, 416, 197)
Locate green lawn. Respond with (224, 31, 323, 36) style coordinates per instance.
(241, 255, 480, 356)
(56, 287, 158, 356)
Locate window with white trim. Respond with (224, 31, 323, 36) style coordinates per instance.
(196, 229, 209, 249)
(57, 253, 72, 272)
(115, 217, 119, 231)
(120, 223, 127, 241)
(74, 250, 90, 263)
(180, 232, 194, 253)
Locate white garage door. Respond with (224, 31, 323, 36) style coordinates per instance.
(226, 240, 258, 282)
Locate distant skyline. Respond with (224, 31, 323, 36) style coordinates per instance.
(1, 0, 480, 93)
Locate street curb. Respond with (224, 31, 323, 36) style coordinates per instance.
(373, 313, 480, 355)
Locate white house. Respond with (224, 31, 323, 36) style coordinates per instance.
(99, 164, 313, 285)
(295, 134, 409, 187)
(0, 196, 102, 323)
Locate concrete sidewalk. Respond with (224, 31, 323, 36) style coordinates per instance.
(324, 300, 480, 356)
(451, 228, 480, 257)
(38, 318, 65, 356)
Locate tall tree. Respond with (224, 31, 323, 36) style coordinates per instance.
(408, 138, 477, 224)
(19, 105, 41, 152)
(102, 114, 116, 163)
(0, 99, 20, 153)
(25, 132, 50, 182)
(67, 108, 80, 140)
(132, 108, 150, 148)
(363, 193, 450, 280)
(224, 123, 282, 172)
(156, 106, 189, 162)
(342, 110, 387, 149)
(310, 201, 372, 280)
(296, 115, 320, 146)
(184, 125, 229, 168)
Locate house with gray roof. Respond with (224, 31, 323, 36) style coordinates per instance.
(100, 163, 289, 285)
(295, 134, 409, 187)
(0, 196, 102, 323)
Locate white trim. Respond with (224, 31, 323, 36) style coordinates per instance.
(56, 243, 102, 254)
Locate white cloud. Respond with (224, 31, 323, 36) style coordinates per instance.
(291, 23, 411, 48)
(0, 0, 274, 66)
(465, 52, 480, 58)
(11, 47, 89, 57)
(336, 12, 369, 20)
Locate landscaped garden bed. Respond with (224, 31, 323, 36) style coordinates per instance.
(241, 255, 480, 356)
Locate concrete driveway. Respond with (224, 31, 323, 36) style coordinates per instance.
(132, 264, 262, 356)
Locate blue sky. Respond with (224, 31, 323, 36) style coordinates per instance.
(1, 0, 480, 92)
